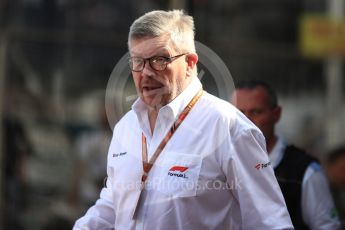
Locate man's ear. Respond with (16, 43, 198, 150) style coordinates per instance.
(186, 53, 198, 77)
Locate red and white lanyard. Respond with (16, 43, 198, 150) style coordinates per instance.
(132, 89, 203, 219)
(141, 89, 203, 184)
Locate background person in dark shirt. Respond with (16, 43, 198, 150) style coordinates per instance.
(231, 80, 341, 230)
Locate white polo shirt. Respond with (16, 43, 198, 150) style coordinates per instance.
(270, 138, 341, 230)
(74, 77, 293, 230)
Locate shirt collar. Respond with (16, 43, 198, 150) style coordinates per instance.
(167, 77, 203, 118)
(268, 136, 287, 168)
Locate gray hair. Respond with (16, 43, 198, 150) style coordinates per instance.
(128, 10, 196, 53)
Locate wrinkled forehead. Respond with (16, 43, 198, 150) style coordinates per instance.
(129, 35, 177, 57)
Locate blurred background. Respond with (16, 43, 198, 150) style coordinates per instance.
(0, 0, 344, 229)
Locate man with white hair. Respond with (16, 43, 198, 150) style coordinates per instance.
(74, 10, 293, 229)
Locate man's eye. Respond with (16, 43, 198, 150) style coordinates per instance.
(152, 57, 167, 64)
(252, 110, 262, 115)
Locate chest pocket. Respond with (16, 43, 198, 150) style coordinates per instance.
(154, 152, 202, 197)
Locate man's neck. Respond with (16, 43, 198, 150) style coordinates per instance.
(148, 108, 159, 134)
(266, 135, 278, 154)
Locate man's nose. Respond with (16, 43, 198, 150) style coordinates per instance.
(141, 60, 155, 76)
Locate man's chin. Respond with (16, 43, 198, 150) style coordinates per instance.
(141, 96, 169, 109)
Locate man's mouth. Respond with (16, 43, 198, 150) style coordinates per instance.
(143, 86, 160, 91)
(142, 85, 164, 96)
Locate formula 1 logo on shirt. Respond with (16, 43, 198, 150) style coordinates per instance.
(168, 166, 189, 178)
(255, 162, 271, 170)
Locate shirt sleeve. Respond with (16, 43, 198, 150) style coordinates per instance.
(301, 162, 342, 230)
(223, 127, 294, 230)
(73, 135, 117, 229)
